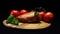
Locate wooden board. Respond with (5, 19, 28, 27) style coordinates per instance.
(3, 20, 51, 29)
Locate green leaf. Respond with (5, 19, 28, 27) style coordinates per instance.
(12, 18, 19, 25)
(14, 19, 19, 25)
(34, 11, 39, 16)
(7, 15, 14, 23)
(7, 15, 19, 25)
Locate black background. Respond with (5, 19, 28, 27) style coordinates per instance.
(0, 0, 60, 34)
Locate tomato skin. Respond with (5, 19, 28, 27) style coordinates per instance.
(19, 9, 28, 15)
(11, 10, 20, 17)
(39, 11, 45, 17)
(38, 11, 46, 20)
(43, 12, 54, 22)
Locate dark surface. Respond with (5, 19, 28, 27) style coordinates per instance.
(0, 0, 60, 34)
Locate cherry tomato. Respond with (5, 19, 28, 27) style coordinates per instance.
(38, 11, 46, 20)
(11, 10, 20, 17)
(43, 12, 54, 22)
(39, 11, 45, 17)
(19, 9, 28, 15)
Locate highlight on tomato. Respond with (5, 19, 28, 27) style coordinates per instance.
(38, 11, 46, 20)
(43, 12, 54, 22)
(19, 9, 28, 15)
(10, 10, 20, 17)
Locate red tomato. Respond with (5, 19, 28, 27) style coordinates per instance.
(38, 11, 46, 20)
(39, 11, 45, 17)
(11, 10, 20, 17)
(43, 12, 54, 22)
(19, 9, 28, 15)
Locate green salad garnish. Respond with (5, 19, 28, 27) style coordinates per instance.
(7, 15, 19, 25)
(7, 15, 14, 24)
(12, 18, 19, 25)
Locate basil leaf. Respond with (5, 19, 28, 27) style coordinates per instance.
(14, 19, 19, 25)
(12, 18, 19, 25)
(34, 11, 39, 16)
(7, 15, 14, 23)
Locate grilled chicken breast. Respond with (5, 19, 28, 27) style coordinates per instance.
(17, 11, 40, 23)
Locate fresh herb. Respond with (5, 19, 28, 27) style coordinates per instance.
(34, 11, 39, 16)
(7, 15, 19, 25)
(34, 11, 40, 22)
(7, 15, 14, 24)
(12, 18, 19, 25)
